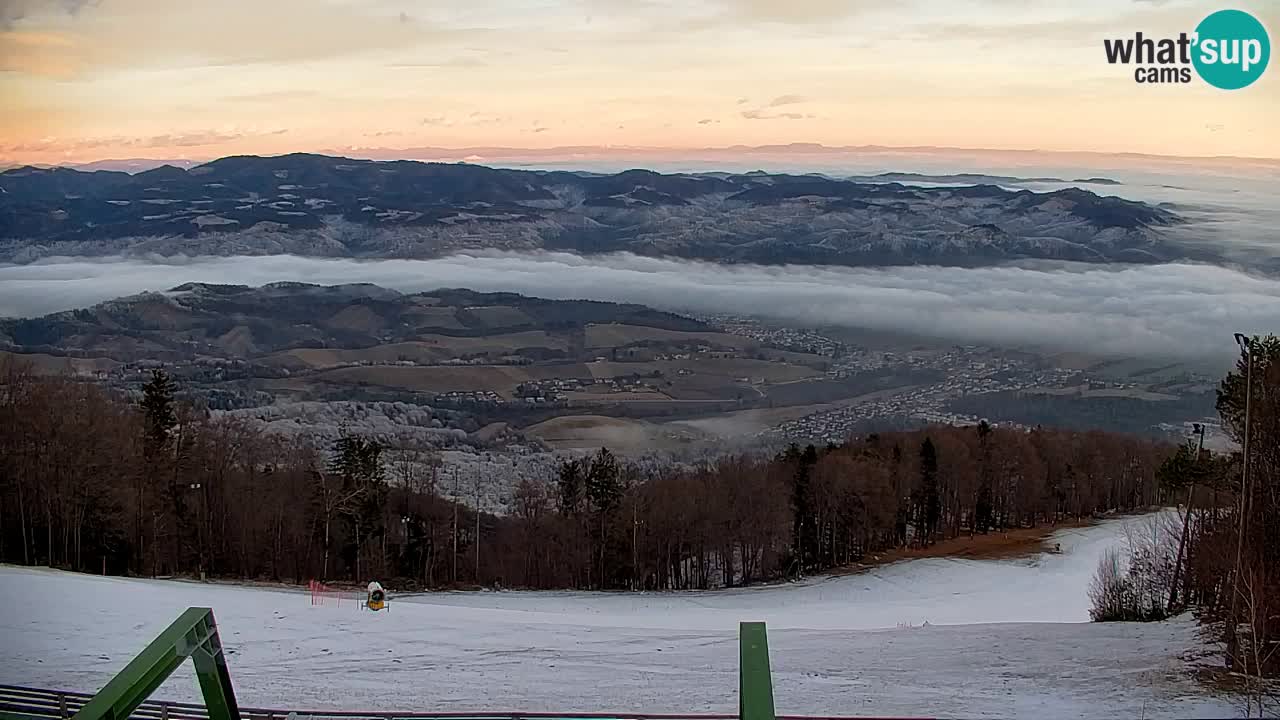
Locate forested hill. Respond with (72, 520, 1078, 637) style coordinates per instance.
(0, 153, 1198, 267)
(0, 283, 708, 362)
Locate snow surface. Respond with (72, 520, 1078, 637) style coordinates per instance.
(0, 515, 1236, 718)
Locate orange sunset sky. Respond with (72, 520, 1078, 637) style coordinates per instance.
(1, 0, 1276, 166)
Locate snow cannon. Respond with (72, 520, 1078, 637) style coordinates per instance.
(365, 581, 387, 612)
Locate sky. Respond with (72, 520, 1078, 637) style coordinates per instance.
(1, 0, 1277, 165)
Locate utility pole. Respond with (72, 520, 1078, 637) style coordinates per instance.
(1227, 333, 1254, 668)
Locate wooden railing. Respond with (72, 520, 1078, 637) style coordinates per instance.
(0, 685, 921, 720)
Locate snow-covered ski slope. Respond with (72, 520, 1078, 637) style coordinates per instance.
(0, 515, 1233, 718)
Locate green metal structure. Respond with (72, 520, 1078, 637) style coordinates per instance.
(738, 622, 775, 720)
(68, 608, 776, 720)
(73, 608, 240, 720)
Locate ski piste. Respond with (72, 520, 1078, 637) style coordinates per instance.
(3, 613, 812, 720)
(0, 516, 1236, 718)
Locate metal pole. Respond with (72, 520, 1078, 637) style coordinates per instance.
(74, 608, 239, 720)
(458, 466, 463, 584)
(1169, 424, 1204, 611)
(739, 622, 776, 720)
(1227, 335, 1253, 667)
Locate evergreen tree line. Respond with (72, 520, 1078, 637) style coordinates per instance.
(1, 355, 1176, 590)
(1142, 335, 1279, 684)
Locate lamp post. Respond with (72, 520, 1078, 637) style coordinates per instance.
(188, 482, 205, 580)
(1226, 333, 1254, 668)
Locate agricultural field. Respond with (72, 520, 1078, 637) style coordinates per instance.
(0, 350, 120, 376)
(584, 323, 756, 350)
(525, 414, 711, 451)
(266, 332, 570, 369)
(313, 363, 593, 397)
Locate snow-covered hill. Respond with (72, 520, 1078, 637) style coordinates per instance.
(0, 515, 1233, 717)
(0, 154, 1189, 268)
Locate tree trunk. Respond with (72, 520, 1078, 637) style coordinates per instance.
(1168, 485, 1195, 611)
(272, 510, 284, 582)
(18, 481, 30, 565)
(323, 514, 331, 581)
(135, 478, 144, 574)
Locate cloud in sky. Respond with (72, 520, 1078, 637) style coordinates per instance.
(713, 0, 867, 25)
(1, 0, 1276, 163)
(0, 0, 99, 30)
(0, 128, 289, 153)
(740, 109, 809, 120)
(1, 253, 1273, 364)
(767, 94, 808, 107)
(225, 90, 318, 104)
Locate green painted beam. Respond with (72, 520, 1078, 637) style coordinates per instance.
(739, 622, 775, 720)
(74, 608, 240, 720)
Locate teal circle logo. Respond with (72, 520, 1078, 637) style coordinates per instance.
(1192, 9, 1270, 89)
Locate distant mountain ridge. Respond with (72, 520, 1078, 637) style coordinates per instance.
(848, 172, 1122, 186)
(0, 152, 1199, 268)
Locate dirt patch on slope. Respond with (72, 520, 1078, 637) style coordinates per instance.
(835, 520, 1093, 575)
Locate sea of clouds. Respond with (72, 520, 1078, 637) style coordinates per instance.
(1, 251, 1273, 364)
(2, 159, 1276, 366)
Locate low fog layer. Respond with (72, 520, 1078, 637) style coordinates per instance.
(1, 252, 1274, 363)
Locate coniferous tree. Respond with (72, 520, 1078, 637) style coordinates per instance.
(782, 443, 818, 573)
(329, 436, 387, 581)
(137, 369, 178, 574)
(586, 447, 622, 587)
(919, 437, 941, 545)
(140, 369, 177, 457)
(975, 420, 994, 533)
(1199, 334, 1280, 678)
(586, 448, 622, 513)
(556, 458, 585, 516)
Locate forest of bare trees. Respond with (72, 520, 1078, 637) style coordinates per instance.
(0, 355, 1177, 592)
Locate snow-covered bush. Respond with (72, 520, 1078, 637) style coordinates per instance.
(1089, 516, 1178, 622)
(1088, 548, 1133, 622)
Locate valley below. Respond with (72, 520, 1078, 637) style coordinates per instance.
(0, 153, 1270, 505)
(0, 276, 1232, 497)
